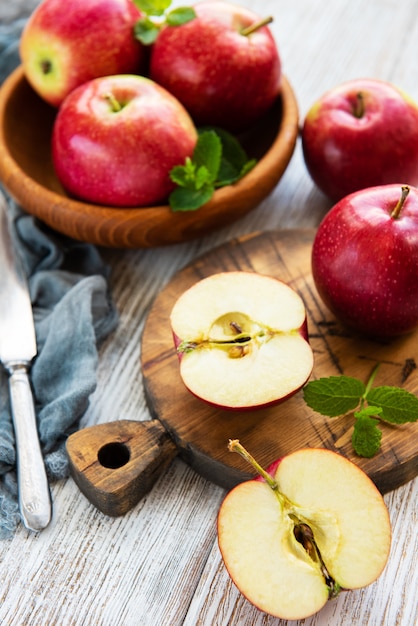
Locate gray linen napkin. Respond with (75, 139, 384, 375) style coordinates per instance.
(0, 16, 118, 539)
(0, 199, 118, 538)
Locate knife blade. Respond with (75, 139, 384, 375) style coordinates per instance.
(0, 192, 51, 531)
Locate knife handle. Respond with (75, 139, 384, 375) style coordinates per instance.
(8, 363, 52, 531)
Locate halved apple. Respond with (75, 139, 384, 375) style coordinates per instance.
(169, 271, 313, 410)
(218, 442, 392, 620)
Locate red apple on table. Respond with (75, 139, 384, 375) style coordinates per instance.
(218, 440, 391, 620)
(301, 78, 418, 201)
(149, 1, 282, 132)
(311, 184, 418, 338)
(52, 74, 198, 207)
(20, 0, 145, 107)
(170, 271, 313, 410)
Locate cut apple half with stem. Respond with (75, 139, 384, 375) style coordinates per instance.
(217, 441, 392, 620)
(169, 271, 314, 410)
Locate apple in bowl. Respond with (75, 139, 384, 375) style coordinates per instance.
(218, 440, 391, 620)
(51, 74, 198, 207)
(301, 78, 418, 201)
(169, 271, 313, 410)
(149, 0, 281, 132)
(311, 184, 418, 338)
(19, 0, 145, 108)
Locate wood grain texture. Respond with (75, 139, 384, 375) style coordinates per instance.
(1, 1, 418, 625)
(141, 229, 418, 494)
(66, 420, 177, 516)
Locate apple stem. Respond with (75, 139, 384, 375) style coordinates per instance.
(240, 16, 273, 36)
(40, 59, 52, 75)
(228, 439, 279, 490)
(103, 92, 123, 113)
(352, 92, 365, 118)
(390, 185, 410, 219)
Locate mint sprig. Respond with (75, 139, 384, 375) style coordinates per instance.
(169, 128, 257, 212)
(132, 0, 195, 45)
(303, 364, 418, 458)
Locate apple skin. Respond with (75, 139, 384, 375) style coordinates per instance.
(301, 78, 418, 201)
(311, 184, 418, 338)
(149, 1, 281, 132)
(51, 74, 198, 207)
(20, 0, 145, 107)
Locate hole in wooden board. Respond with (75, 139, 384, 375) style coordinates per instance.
(98, 442, 130, 469)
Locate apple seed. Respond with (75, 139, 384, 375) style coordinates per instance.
(293, 521, 340, 598)
(230, 321, 243, 334)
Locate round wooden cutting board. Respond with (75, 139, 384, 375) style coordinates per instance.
(141, 229, 418, 495)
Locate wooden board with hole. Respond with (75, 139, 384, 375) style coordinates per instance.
(141, 229, 418, 494)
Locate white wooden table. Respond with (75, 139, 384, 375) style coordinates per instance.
(1, 1, 417, 624)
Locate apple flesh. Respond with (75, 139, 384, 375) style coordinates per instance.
(301, 78, 418, 201)
(312, 184, 418, 337)
(170, 271, 313, 410)
(218, 441, 391, 620)
(150, 1, 281, 132)
(20, 0, 145, 107)
(51, 74, 198, 207)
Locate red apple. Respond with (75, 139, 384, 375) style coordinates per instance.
(149, 1, 281, 132)
(218, 440, 391, 620)
(311, 184, 418, 337)
(52, 74, 198, 207)
(20, 0, 145, 107)
(301, 78, 418, 201)
(170, 271, 313, 410)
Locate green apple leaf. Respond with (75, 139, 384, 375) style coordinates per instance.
(303, 376, 365, 417)
(166, 7, 196, 26)
(366, 386, 418, 424)
(133, 0, 171, 17)
(133, 17, 160, 45)
(352, 412, 383, 458)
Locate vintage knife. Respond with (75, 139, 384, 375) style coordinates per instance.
(0, 193, 51, 531)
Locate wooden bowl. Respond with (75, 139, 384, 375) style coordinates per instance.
(0, 66, 299, 248)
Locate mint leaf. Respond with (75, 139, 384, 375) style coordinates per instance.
(192, 131, 222, 183)
(168, 128, 255, 212)
(303, 363, 418, 458)
(134, 17, 160, 44)
(133, 0, 171, 16)
(194, 165, 213, 190)
(367, 386, 418, 424)
(199, 126, 257, 186)
(168, 131, 220, 211)
(352, 413, 382, 458)
(303, 376, 365, 417)
(169, 158, 195, 187)
(355, 405, 383, 418)
(167, 6, 196, 26)
(169, 185, 214, 211)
